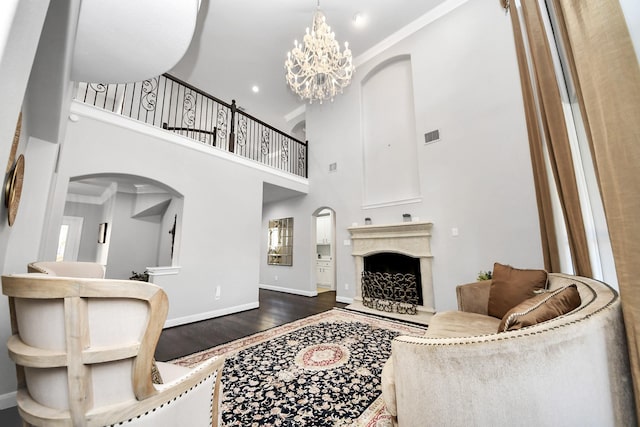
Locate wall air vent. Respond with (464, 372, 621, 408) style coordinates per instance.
(424, 129, 440, 144)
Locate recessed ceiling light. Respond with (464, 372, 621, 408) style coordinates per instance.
(353, 13, 365, 27)
(252, 85, 260, 93)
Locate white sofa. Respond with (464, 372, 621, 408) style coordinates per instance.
(382, 273, 635, 426)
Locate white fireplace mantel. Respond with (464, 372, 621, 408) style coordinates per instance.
(348, 221, 435, 323)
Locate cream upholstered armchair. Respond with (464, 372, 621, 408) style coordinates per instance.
(2, 274, 224, 427)
(27, 261, 106, 279)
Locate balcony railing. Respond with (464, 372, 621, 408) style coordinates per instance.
(75, 74, 308, 178)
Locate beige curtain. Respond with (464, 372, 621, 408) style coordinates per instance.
(504, 0, 640, 418)
(506, 2, 561, 272)
(505, 0, 592, 276)
(550, 0, 640, 419)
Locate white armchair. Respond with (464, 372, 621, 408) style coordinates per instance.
(27, 261, 106, 279)
(2, 274, 224, 427)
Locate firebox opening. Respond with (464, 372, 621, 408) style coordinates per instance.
(362, 253, 423, 313)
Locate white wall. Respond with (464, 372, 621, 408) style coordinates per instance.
(0, 136, 58, 404)
(259, 0, 544, 311)
(362, 56, 420, 206)
(105, 193, 162, 280)
(64, 201, 102, 262)
(0, 99, 307, 402)
(157, 198, 183, 267)
(261, 198, 315, 296)
(96, 190, 116, 265)
(0, 1, 61, 404)
(42, 102, 308, 324)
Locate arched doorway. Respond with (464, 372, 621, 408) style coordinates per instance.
(58, 173, 183, 279)
(312, 207, 336, 294)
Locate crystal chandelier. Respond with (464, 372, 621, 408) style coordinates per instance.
(285, 2, 355, 104)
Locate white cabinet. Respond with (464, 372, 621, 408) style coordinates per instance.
(316, 259, 333, 287)
(316, 215, 332, 244)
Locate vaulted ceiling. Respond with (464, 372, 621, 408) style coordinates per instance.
(64, 0, 449, 203)
(170, 0, 448, 133)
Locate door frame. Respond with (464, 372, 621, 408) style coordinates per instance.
(312, 207, 336, 291)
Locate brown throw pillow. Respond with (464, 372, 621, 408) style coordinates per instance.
(498, 285, 581, 332)
(487, 263, 548, 319)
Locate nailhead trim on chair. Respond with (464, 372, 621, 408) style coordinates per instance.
(108, 372, 217, 426)
(209, 380, 215, 426)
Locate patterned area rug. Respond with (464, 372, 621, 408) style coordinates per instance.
(172, 308, 427, 426)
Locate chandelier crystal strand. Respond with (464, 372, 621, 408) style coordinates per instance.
(285, 5, 355, 104)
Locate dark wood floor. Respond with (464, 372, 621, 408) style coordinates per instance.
(0, 289, 345, 426)
(156, 289, 344, 360)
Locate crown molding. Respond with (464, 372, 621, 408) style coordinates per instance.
(355, 0, 470, 67)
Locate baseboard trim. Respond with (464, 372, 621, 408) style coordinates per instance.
(259, 284, 318, 297)
(0, 391, 16, 410)
(163, 302, 259, 328)
(336, 296, 354, 304)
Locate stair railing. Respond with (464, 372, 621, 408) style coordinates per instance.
(75, 74, 308, 178)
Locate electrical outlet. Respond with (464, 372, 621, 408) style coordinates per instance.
(215, 286, 221, 300)
(275, 275, 278, 281)
(345, 283, 349, 290)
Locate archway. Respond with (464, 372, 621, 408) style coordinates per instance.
(59, 173, 183, 279)
(312, 206, 336, 294)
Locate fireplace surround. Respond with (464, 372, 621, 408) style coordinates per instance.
(347, 222, 435, 324)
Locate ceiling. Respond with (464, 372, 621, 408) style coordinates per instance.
(65, 0, 448, 203)
(72, 0, 199, 83)
(170, 0, 447, 134)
